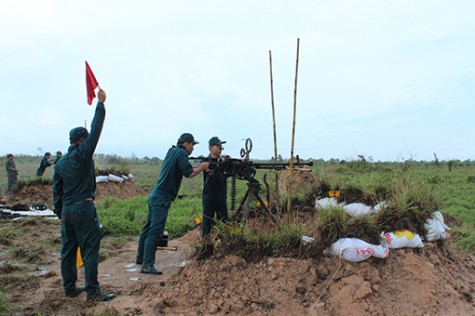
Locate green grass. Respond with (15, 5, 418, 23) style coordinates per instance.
(0, 289, 10, 316)
(2, 155, 475, 254)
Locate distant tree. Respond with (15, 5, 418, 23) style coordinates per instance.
(433, 153, 440, 167)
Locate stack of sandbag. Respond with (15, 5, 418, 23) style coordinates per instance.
(315, 197, 383, 218)
(95, 173, 135, 183)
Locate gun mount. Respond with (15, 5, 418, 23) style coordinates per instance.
(191, 138, 313, 225)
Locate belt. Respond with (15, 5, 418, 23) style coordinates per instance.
(74, 198, 94, 205)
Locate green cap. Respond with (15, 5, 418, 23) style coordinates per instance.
(209, 136, 226, 147)
(69, 127, 89, 142)
(177, 133, 199, 145)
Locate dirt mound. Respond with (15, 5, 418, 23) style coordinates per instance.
(4, 180, 146, 207)
(123, 237, 475, 315)
(2, 219, 475, 315)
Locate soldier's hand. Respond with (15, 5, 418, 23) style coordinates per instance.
(98, 89, 107, 103)
(200, 162, 209, 171)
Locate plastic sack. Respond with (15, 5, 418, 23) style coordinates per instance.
(424, 211, 450, 241)
(96, 175, 108, 183)
(108, 174, 124, 183)
(324, 238, 389, 262)
(381, 230, 423, 248)
(315, 197, 339, 209)
(343, 203, 376, 217)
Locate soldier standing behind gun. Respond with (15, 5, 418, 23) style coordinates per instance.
(136, 133, 209, 275)
(54, 151, 63, 164)
(36, 152, 53, 176)
(201, 137, 230, 240)
(53, 89, 115, 302)
(5, 154, 19, 195)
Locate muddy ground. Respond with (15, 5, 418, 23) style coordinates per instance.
(1, 181, 475, 315)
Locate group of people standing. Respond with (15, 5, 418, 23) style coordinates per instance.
(49, 88, 230, 302)
(4, 151, 63, 196)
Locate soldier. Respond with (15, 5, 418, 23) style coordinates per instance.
(5, 154, 19, 195)
(36, 152, 52, 176)
(201, 137, 230, 240)
(136, 133, 209, 275)
(53, 89, 115, 302)
(54, 151, 63, 164)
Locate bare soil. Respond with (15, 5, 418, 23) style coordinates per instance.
(1, 182, 475, 315)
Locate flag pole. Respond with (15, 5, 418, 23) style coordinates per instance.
(268, 50, 280, 211)
(287, 38, 300, 212)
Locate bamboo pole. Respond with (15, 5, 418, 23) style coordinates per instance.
(269, 50, 280, 211)
(287, 38, 300, 212)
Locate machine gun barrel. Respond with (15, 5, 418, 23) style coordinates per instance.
(252, 160, 313, 170)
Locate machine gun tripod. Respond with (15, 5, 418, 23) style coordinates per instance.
(234, 178, 280, 226)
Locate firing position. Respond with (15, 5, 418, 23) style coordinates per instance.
(202, 137, 230, 240)
(53, 89, 116, 302)
(5, 153, 19, 195)
(136, 133, 209, 274)
(36, 152, 53, 176)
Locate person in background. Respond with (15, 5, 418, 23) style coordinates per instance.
(53, 89, 116, 302)
(36, 152, 52, 176)
(136, 133, 209, 275)
(54, 151, 63, 164)
(201, 137, 230, 240)
(5, 153, 19, 195)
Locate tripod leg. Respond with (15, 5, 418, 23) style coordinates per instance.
(241, 190, 252, 225)
(235, 188, 250, 224)
(254, 192, 281, 227)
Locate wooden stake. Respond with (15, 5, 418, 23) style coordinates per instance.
(287, 38, 300, 212)
(269, 50, 280, 211)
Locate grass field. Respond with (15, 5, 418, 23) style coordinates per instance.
(1, 155, 474, 253)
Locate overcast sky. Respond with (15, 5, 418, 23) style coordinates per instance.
(1, 0, 474, 162)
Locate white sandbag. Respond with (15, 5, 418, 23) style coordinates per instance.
(424, 211, 450, 241)
(381, 230, 423, 248)
(324, 238, 389, 262)
(96, 175, 109, 183)
(127, 173, 135, 180)
(343, 203, 376, 217)
(315, 197, 339, 209)
(108, 174, 124, 183)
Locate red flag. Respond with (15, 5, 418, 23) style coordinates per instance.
(85, 61, 99, 105)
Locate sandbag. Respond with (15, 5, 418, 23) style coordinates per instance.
(324, 238, 389, 262)
(381, 230, 423, 248)
(108, 174, 124, 183)
(425, 211, 450, 241)
(315, 197, 338, 209)
(96, 175, 108, 183)
(343, 203, 376, 217)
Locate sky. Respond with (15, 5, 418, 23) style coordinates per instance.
(1, 0, 474, 162)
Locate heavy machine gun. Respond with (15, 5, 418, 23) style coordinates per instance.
(191, 138, 313, 224)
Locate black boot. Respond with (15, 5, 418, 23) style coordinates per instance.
(86, 289, 116, 302)
(140, 265, 162, 275)
(65, 286, 85, 298)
